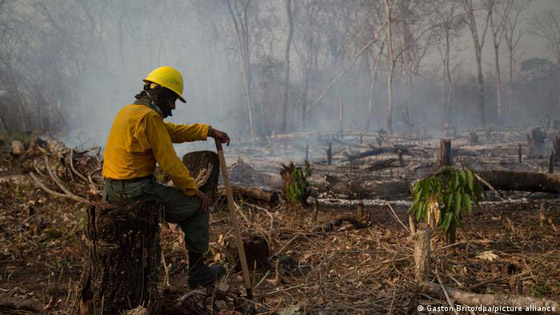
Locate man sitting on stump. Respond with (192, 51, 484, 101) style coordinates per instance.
(102, 65, 229, 288)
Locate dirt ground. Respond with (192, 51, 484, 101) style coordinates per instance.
(0, 133, 559, 314)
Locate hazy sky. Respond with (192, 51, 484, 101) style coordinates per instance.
(455, 0, 560, 71)
(49, 0, 560, 149)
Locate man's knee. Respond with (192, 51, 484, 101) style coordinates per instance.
(163, 192, 205, 223)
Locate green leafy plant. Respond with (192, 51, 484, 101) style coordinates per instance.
(408, 167, 483, 243)
(285, 162, 311, 205)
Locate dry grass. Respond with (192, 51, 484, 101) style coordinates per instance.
(0, 136, 558, 314)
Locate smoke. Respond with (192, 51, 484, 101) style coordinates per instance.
(1, 0, 560, 153)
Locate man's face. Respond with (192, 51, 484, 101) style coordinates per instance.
(169, 98, 176, 112)
(162, 93, 178, 118)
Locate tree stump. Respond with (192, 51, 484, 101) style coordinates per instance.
(527, 127, 546, 157)
(11, 140, 24, 155)
(80, 200, 161, 315)
(414, 228, 431, 283)
(468, 132, 479, 145)
(226, 234, 270, 272)
(549, 151, 554, 174)
(437, 139, 451, 166)
(553, 136, 560, 162)
(182, 151, 220, 203)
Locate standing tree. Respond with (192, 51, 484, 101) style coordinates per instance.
(488, 0, 512, 125)
(224, 0, 256, 139)
(397, 0, 434, 134)
(364, 41, 385, 131)
(383, 0, 397, 134)
(503, 0, 530, 122)
(358, 0, 385, 131)
(461, 0, 491, 128)
(531, 9, 560, 114)
(281, 0, 294, 134)
(292, 0, 321, 127)
(431, 0, 462, 127)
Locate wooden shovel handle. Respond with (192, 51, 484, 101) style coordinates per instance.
(215, 139, 253, 299)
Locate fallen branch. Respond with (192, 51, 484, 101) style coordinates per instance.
(420, 281, 560, 310)
(69, 148, 90, 183)
(435, 268, 459, 315)
(29, 172, 90, 204)
(474, 172, 507, 201)
(244, 201, 275, 232)
(386, 202, 410, 234)
(44, 156, 76, 197)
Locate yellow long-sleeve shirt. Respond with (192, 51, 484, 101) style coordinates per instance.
(102, 104, 209, 196)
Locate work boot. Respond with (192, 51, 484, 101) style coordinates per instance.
(187, 252, 226, 288)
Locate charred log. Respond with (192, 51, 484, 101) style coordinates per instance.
(218, 185, 280, 204)
(343, 145, 412, 161)
(479, 171, 560, 194)
(327, 179, 410, 199)
(229, 158, 282, 188)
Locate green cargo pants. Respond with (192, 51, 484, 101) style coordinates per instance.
(102, 175, 208, 254)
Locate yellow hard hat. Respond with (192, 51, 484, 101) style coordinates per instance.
(143, 66, 186, 103)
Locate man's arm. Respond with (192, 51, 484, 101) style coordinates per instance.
(146, 115, 198, 196)
(165, 121, 231, 145)
(165, 122, 209, 143)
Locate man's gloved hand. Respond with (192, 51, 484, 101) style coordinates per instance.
(196, 190, 209, 210)
(208, 127, 231, 146)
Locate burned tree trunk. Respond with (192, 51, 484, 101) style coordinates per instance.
(479, 171, 560, 194)
(553, 136, 560, 162)
(243, 235, 270, 271)
(527, 127, 546, 157)
(80, 200, 161, 314)
(225, 234, 270, 272)
(437, 139, 452, 166)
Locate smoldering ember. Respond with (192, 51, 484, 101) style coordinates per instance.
(1, 1, 560, 314)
